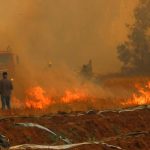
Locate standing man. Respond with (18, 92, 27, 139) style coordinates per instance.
(0, 72, 13, 110)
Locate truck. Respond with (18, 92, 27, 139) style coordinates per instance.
(0, 50, 18, 78)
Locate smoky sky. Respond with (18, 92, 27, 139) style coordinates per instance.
(0, 0, 137, 73)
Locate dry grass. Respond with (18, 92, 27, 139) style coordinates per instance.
(0, 76, 149, 116)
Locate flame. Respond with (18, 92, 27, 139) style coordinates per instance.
(24, 86, 90, 109)
(24, 81, 150, 109)
(61, 89, 88, 103)
(122, 82, 150, 106)
(25, 86, 52, 109)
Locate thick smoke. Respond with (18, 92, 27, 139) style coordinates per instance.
(0, 0, 137, 73)
(117, 0, 150, 75)
(0, 0, 138, 104)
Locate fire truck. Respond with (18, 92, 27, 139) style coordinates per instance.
(0, 50, 18, 78)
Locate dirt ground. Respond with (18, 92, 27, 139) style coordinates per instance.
(0, 105, 149, 149)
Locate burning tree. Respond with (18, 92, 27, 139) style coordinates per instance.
(117, 0, 150, 74)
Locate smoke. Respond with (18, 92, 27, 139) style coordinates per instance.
(0, 0, 138, 104)
(0, 0, 137, 71)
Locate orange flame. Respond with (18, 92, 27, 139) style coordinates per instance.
(25, 87, 90, 109)
(122, 82, 150, 106)
(61, 89, 88, 103)
(25, 86, 53, 109)
(25, 80, 150, 109)
(24, 81, 150, 109)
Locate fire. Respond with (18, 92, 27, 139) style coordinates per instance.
(122, 82, 150, 106)
(24, 81, 150, 109)
(24, 86, 89, 109)
(25, 86, 52, 109)
(61, 89, 88, 103)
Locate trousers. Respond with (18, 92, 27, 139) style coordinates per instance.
(1, 96, 11, 110)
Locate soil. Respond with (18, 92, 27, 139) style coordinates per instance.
(0, 106, 149, 149)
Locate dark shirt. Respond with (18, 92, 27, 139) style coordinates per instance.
(0, 79, 13, 96)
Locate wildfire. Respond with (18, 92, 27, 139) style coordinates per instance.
(25, 86, 52, 109)
(61, 89, 88, 103)
(25, 86, 90, 109)
(122, 82, 150, 106)
(24, 81, 150, 109)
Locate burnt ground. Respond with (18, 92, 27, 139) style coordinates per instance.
(0, 105, 149, 150)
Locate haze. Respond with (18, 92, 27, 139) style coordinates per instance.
(0, 0, 137, 73)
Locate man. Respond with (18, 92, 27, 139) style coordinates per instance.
(0, 72, 13, 110)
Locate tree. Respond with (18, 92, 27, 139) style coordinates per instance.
(117, 0, 150, 74)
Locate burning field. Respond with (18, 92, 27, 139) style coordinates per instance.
(0, 0, 150, 149)
(0, 77, 149, 150)
(12, 76, 150, 111)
